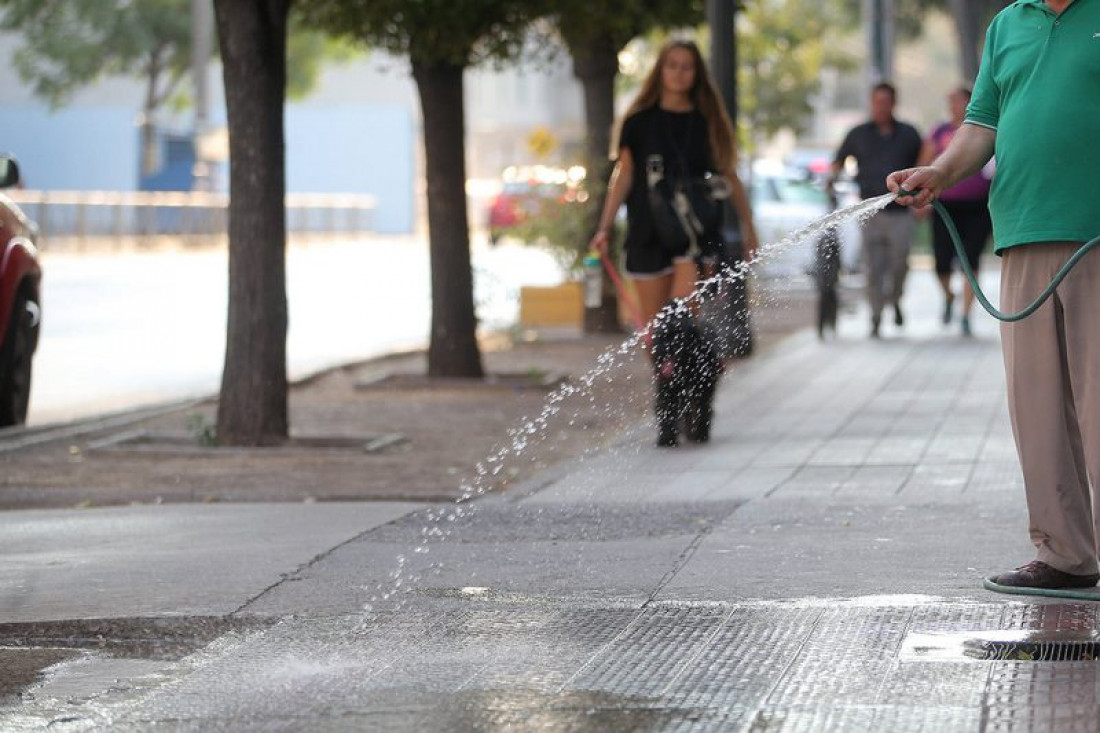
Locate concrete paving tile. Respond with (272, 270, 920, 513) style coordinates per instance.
(699, 467, 796, 501)
(0, 503, 418, 623)
(804, 437, 877, 466)
(832, 464, 913, 498)
(750, 440, 824, 468)
(648, 472, 739, 502)
(864, 437, 928, 465)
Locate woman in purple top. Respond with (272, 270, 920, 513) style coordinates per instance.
(918, 86, 993, 336)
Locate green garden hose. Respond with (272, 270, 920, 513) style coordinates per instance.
(897, 189, 1100, 322)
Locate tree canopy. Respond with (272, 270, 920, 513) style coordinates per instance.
(549, 0, 703, 53)
(738, 0, 854, 149)
(0, 0, 356, 110)
(296, 0, 538, 68)
(1, 0, 191, 110)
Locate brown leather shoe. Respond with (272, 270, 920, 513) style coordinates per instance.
(990, 560, 1100, 589)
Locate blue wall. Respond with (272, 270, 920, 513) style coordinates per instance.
(0, 103, 415, 234)
(285, 105, 414, 234)
(0, 106, 139, 190)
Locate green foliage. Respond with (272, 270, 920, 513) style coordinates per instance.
(509, 191, 626, 275)
(549, 0, 704, 54)
(0, 0, 358, 111)
(834, 0, 948, 41)
(286, 16, 362, 100)
(186, 412, 218, 448)
(296, 0, 542, 69)
(509, 196, 593, 273)
(738, 0, 856, 151)
(0, 0, 192, 110)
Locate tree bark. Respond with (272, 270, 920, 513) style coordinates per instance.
(412, 60, 484, 378)
(572, 42, 622, 334)
(213, 0, 290, 446)
(951, 0, 1009, 82)
(140, 49, 162, 179)
(949, 0, 982, 82)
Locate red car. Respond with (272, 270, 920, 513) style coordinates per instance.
(487, 166, 588, 245)
(488, 181, 559, 244)
(0, 155, 41, 426)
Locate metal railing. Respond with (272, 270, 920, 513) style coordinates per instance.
(4, 189, 377, 248)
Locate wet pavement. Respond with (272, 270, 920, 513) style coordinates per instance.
(6, 269, 1098, 731)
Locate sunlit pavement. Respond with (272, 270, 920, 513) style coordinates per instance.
(27, 236, 561, 425)
(7, 266, 1098, 731)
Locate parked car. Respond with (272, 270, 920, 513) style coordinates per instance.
(487, 165, 587, 245)
(0, 155, 41, 426)
(748, 162, 861, 280)
(783, 148, 835, 182)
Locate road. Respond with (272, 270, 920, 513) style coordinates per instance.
(27, 236, 562, 425)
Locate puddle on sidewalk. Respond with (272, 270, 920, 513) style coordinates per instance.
(0, 649, 81, 704)
(388, 687, 686, 729)
(0, 616, 273, 722)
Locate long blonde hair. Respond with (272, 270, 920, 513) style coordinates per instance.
(615, 40, 736, 173)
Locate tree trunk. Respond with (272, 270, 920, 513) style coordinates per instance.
(572, 42, 622, 334)
(213, 0, 290, 446)
(949, 0, 983, 82)
(412, 60, 484, 378)
(140, 51, 162, 179)
(951, 0, 1011, 82)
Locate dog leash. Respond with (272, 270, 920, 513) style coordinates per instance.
(592, 247, 657, 350)
(898, 188, 1100, 322)
(594, 247, 645, 331)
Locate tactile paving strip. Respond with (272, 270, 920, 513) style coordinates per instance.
(13, 599, 1100, 732)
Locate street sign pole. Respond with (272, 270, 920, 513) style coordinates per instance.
(864, 0, 896, 85)
(706, 0, 753, 357)
(191, 0, 214, 191)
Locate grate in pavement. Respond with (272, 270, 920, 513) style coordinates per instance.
(903, 630, 1100, 662)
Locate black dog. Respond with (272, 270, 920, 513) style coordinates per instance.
(814, 228, 840, 340)
(649, 308, 723, 447)
(814, 189, 841, 340)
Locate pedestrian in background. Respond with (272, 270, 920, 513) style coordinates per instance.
(889, 0, 1100, 593)
(918, 86, 993, 337)
(830, 83, 922, 338)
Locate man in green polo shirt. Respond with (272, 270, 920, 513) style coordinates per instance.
(888, 0, 1100, 592)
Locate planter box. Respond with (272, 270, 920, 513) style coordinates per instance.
(518, 282, 583, 328)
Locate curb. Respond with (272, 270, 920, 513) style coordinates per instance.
(2, 350, 430, 454)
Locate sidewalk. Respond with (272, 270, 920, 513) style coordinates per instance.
(5, 269, 1093, 731)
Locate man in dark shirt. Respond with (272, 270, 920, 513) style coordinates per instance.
(830, 82, 922, 337)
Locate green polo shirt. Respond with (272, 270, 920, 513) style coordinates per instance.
(966, 0, 1100, 252)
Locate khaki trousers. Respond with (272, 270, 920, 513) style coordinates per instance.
(862, 210, 915, 321)
(1001, 242, 1100, 575)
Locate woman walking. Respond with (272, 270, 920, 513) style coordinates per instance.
(590, 40, 756, 323)
(919, 86, 993, 336)
(589, 39, 757, 445)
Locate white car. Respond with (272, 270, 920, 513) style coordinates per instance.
(748, 169, 861, 281)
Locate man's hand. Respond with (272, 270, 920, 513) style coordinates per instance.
(886, 166, 948, 209)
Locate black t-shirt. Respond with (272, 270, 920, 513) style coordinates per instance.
(834, 120, 922, 210)
(619, 106, 716, 250)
